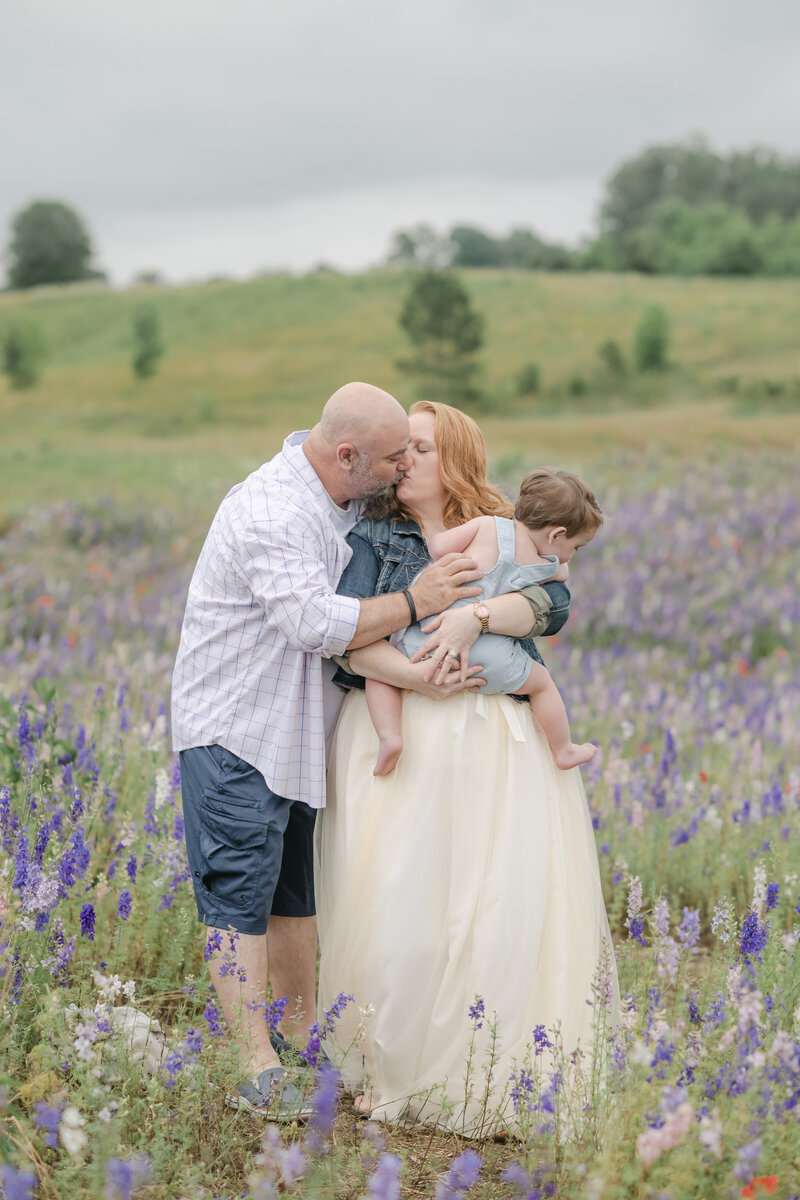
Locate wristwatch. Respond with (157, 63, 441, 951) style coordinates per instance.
(473, 601, 490, 633)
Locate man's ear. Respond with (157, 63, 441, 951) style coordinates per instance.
(336, 443, 358, 471)
(547, 526, 567, 544)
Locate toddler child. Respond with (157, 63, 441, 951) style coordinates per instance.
(366, 467, 603, 775)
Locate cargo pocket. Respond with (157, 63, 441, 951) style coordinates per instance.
(197, 805, 270, 912)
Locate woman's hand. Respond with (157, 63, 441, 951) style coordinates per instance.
(403, 658, 486, 699)
(409, 605, 482, 684)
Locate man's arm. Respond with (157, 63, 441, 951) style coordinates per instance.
(348, 638, 485, 696)
(349, 553, 482, 649)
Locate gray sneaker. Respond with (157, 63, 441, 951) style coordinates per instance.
(270, 1030, 334, 1070)
(226, 1066, 315, 1121)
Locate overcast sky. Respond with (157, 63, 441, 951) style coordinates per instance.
(2, 0, 799, 284)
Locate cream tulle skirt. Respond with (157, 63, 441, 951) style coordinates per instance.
(316, 690, 619, 1133)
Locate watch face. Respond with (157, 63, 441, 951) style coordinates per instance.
(476, 604, 489, 618)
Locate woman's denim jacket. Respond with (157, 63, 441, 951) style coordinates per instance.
(333, 515, 571, 694)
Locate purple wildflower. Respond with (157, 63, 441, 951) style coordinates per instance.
(125, 854, 137, 883)
(733, 1139, 761, 1181)
(0, 786, 11, 834)
(653, 897, 671, 938)
(433, 1149, 482, 1200)
(532, 1024, 552, 1054)
(740, 911, 769, 963)
(365, 1152, 402, 1200)
(34, 1100, 64, 1148)
(262, 994, 288, 1033)
(104, 1154, 153, 1199)
(117, 890, 132, 920)
(160, 1050, 184, 1088)
(13, 834, 30, 892)
(279, 1142, 308, 1187)
(305, 1063, 340, 1151)
(765, 882, 780, 911)
(626, 876, 647, 946)
(302, 991, 352, 1067)
(202, 997, 224, 1036)
(0, 1165, 37, 1200)
(185, 1027, 203, 1054)
(79, 902, 95, 940)
(510, 1068, 535, 1114)
(677, 907, 701, 949)
(468, 997, 485, 1028)
(203, 929, 223, 963)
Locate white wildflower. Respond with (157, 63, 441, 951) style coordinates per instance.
(620, 998, 638, 1032)
(94, 972, 123, 1003)
(122, 980, 137, 1003)
(738, 989, 763, 1033)
(751, 861, 767, 913)
(628, 1039, 651, 1068)
(355, 1002, 375, 1043)
(59, 1106, 88, 1156)
(703, 807, 723, 832)
(73, 1023, 97, 1062)
(154, 768, 171, 811)
(769, 1031, 794, 1062)
(698, 1110, 723, 1158)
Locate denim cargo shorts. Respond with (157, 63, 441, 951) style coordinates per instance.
(179, 744, 317, 936)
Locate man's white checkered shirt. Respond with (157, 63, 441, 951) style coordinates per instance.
(171, 432, 362, 807)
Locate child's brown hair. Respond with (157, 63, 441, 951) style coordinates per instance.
(515, 467, 603, 537)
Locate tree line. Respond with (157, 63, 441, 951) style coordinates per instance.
(388, 138, 800, 276)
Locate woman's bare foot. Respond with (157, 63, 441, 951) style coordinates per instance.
(554, 742, 598, 770)
(373, 733, 403, 776)
(353, 1093, 373, 1115)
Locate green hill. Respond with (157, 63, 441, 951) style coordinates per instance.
(2, 269, 799, 520)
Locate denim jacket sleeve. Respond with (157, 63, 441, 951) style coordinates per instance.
(336, 527, 381, 600)
(516, 580, 571, 666)
(332, 527, 382, 691)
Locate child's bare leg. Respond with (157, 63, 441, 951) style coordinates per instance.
(365, 679, 404, 776)
(516, 662, 597, 770)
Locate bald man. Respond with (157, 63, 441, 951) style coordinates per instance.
(171, 383, 482, 1117)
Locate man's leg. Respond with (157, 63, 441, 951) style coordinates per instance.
(267, 916, 319, 1039)
(206, 930, 281, 1075)
(179, 745, 293, 1071)
(269, 800, 319, 1041)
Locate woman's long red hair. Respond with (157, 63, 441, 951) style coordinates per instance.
(394, 401, 513, 528)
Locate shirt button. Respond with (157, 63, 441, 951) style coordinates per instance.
(234, 838, 242, 846)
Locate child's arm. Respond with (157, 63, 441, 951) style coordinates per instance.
(427, 518, 486, 561)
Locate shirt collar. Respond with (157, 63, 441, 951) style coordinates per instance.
(282, 430, 363, 520)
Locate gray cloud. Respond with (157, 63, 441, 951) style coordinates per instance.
(2, 0, 799, 279)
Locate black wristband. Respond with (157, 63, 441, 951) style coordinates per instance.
(402, 588, 417, 625)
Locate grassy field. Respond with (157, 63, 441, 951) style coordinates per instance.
(1, 269, 799, 522)
(2, 272, 800, 1196)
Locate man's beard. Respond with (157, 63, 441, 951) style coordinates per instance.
(351, 452, 402, 500)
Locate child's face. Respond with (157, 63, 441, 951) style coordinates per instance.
(549, 526, 596, 563)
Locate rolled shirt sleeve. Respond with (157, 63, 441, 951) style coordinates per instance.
(236, 517, 360, 656)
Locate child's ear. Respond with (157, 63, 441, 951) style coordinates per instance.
(548, 526, 567, 544)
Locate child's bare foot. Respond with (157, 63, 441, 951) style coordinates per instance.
(554, 742, 598, 770)
(373, 734, 403, 776)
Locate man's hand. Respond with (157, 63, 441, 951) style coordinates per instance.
(409, 605, 483, 683)
(403, 657, 486, 699)
(409, 553, 482, 621)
